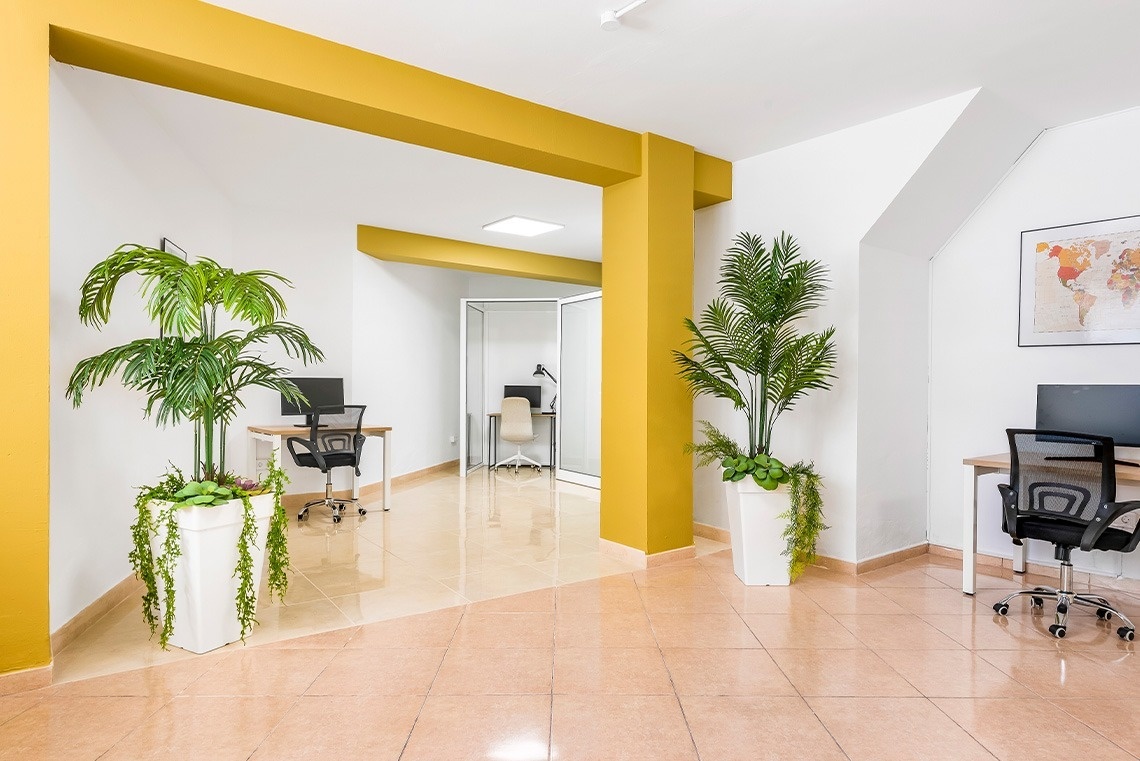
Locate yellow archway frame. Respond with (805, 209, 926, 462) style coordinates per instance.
(1, 0, 731, 675)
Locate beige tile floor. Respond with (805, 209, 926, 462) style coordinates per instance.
(9, 470, 1140, 759)
(51, 467, 723, 683)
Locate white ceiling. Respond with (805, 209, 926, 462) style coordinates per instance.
(204, 0, 1140, 161)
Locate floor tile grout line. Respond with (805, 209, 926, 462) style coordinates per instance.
(396, 607, 465, 760)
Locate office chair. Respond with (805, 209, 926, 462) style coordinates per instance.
(492, 397, 542, 472)
(992, 428, 1140, 640)
(286, 404, 368, 523)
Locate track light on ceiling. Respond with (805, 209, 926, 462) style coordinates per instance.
(600, 0, 649, 31)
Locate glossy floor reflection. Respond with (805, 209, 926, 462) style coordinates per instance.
(9, 551, 1140, 759)
(51, 468, 724, 683)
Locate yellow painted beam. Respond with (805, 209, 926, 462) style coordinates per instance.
(694, 153, 733, 209)
(601, 134, 695, 555)
(358, 227, 601, 286)
(47, 0, 644, 186)
(0, 0, 52, 673)
(45, 0, 730, 199)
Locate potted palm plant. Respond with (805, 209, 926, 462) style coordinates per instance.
(66, 244, 324, 651)
(674, 231, 837, 585)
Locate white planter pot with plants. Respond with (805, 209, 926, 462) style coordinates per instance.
(675, 231, 836, 585)
(68, 244, 324, 649)
(150, 490, 275, 653)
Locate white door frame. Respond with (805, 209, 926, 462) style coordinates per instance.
(459, 297, 560, 477)
(555, 290, 602, 489)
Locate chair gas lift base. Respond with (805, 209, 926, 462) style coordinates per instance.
(991, 428, 1140, 641)
(298, 471, 368, 524)
(992, 544, 1136, 641)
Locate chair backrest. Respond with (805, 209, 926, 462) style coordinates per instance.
(1006, 428, 1115, 524)
(310, 404, 367, 455)
(500, 397, 534, 442)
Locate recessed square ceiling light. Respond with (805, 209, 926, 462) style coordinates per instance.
(482, 216, 564, 237)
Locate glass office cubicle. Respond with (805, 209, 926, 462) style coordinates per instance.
(556, 291, 601, 488)
(464, 302, 485, 471)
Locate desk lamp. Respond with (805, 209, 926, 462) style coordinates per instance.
(533, 364, 558, 412)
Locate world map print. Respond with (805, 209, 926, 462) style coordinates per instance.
(1032, 229, 1140, 334)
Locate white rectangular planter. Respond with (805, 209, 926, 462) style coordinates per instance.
(725, 480, 791, 586)
(150, 493, 275, 653)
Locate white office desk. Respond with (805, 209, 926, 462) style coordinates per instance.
(962, 452, 1140, 594)
(248, 424, 392, 510)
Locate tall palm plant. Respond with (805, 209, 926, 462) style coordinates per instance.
(674, 231, 837, 465)
(66, 244, 323, 480)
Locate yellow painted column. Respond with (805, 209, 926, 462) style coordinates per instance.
(600, 134, 695, 556)
(0, 0, 52, 674)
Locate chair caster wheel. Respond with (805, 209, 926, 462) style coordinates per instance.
(1049, 624, 1067, 639)
(993, 603, 1009, 616)
(1119, 627, 1135, 641)
(1031, 597, 1044, 608)
(358, 507, 367, 516)
(1097, 608, 1113, 621)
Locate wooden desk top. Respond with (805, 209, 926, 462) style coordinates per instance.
(964, 452, 1140, 484)
(248, 424, 392, 436)
(488, 412, 555, 417)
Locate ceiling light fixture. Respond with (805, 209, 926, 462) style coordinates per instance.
(600, 0, 648, 31)
(482, 216, 564, 237)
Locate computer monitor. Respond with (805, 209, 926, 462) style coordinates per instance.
(504, 384, 542, 411)
(1036, 384, 1140, 447)
(281, 377, 345, 426)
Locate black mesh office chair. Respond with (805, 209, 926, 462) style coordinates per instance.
(286, 404, 368, 523)
(992, 428, 1140, 640)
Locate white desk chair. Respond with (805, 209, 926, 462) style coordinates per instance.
(493, 397, 543, 472)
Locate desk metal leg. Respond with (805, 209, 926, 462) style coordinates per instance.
(963, 464, 978, 595)
(382, 430, 392, 511)
(1013, 540, 1027, 574)
(550, 417, 556, 469)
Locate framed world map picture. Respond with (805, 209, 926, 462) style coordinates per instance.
(1019, 214, 1140, 346)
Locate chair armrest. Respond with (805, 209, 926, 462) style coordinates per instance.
(1080, 500, 1140, 551)
(353, 434, 367, 476)
(997, 484, 1021, 544)
(286, 436, 328, 471)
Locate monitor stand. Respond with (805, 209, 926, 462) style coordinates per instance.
(292, 414, 328, 429)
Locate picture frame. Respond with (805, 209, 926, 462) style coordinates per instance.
(1018, 214, 1140, 347)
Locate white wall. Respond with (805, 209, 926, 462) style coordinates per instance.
(856, 245, 930, 559)
(693, 94, 970, 562)
(49, 64, 234, 630)
(352, 256, 466, 480)
(929, 106, 1140, 576)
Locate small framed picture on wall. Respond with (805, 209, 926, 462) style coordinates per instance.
(1019, 214, 1140, 346)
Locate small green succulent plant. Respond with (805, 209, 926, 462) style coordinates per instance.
(720, 454, 789, 491)
(172, 480, 235, 508)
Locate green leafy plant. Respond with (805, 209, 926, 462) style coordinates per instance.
(674, 231, 838, 579)
(172, 480, 235, 507)
(65, 244, 324, 481)
(69, 243, 319, 645)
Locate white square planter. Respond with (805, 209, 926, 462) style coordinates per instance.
(725, 480, 791, 586)
(150, 492, 275, 653)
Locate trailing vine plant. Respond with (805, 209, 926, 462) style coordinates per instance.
(263, 452, 291, 603)
(674, 232, 838, 580)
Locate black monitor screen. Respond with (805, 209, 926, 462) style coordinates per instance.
(1036, 384, 1140, 447)
(281, 377, 345, 416)
(504, 385, 541, 410)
